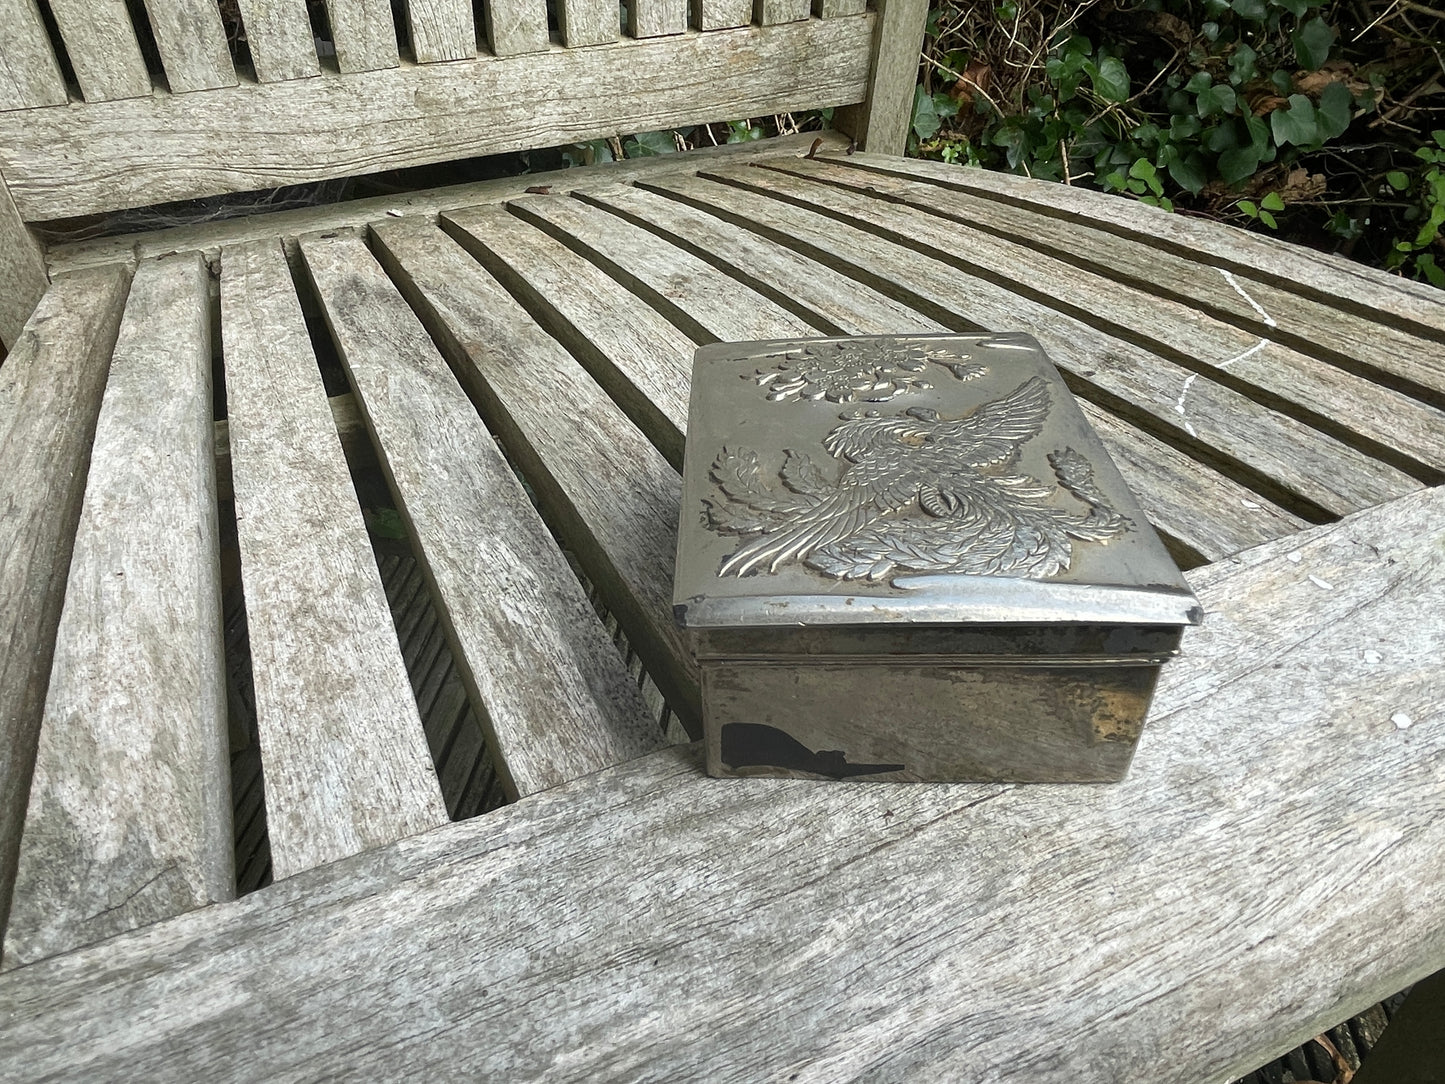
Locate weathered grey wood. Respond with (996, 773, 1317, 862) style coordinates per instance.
(755, 0, 809, 25)
(4, 254, 231, 971)
(299, 232, 663, 796)
(579, 182, 949, 338)
(666, 168, 1417, 518)
(47, 133, 846, 277)
(219, 239, 446, 879)
(47, 0, 152, 102)
(234, 0, 321, 81)
(0, 265, 131, 950)
(0, 0, 67, 109)
(831, 0, 928, 154)
(628, 0, 686, 38)
(814, 0, 865, 16)
(844, 152, 1445, 342)
(440, 204, 697, 468)
(481, 0, 549, 55)
(0, 173, 47, 350)
(557, 0, 618, 46)
(401, 0, 476, 62)
(692, 0, 752, 30)
(507, 194, 817, 342)
(2, 487, 1441, 1081)
(371, 217, 702, 733)
(0, 20, 871, 220)
(827, 154, 1445, 403)
(142, 0, 237, 92)
(326, 0, 400, 72)
(764, 156, 1445, 476)
(213, 392, 365, 501)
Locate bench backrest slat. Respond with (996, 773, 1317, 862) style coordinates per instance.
(0, 0, 67, 109)
(48, 0, 153, 102)
(234, 0, 323, 82)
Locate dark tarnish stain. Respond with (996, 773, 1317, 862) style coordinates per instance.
(720, 723, 905, 778)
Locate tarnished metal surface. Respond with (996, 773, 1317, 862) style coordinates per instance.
(675, 333, 1200, 782)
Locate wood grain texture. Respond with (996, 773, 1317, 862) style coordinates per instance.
(481, 0, 549, 55)
(370, 217, 703, 734)
(506, 193, 817, 342)
(0, 0, 67, 109)
(0, 265, 131, 953)
(763, 157, 1445, 478)
(832, 0, 928, 154)
(47, 0, 151, 102)
(755, 0, 810, 24)
(219, 238, 446, 879)
(692, 0, 752, 30)
(1, 486, 1441, 1081)
(0, 172, 47, 350)
(214, 392, 365, 502)
(814, 0, 865, 16)
(825, 154, 1445, 403)
(628, 0, 686, 38)
(3, 254, 231, 971)
(401, 0, 476, 62)
(325, 0, 400, 71)
(234, 0, 321, 81)
(0, 19, 872, 220)
(299, 232, 663, 796)
(557, 0, 619, 46)
(670, 167, 1417, 518)
(840, 152, 1445, 342)
(141, 0, 237, 92)
(441, 204, 697, 469)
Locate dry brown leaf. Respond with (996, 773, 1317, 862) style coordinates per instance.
(1146, 11, 1193, 48)
(1279, 167, 1328, 201)
(950, 60, 993, 108)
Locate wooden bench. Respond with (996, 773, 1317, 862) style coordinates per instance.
(1, 2, 1443, 1079)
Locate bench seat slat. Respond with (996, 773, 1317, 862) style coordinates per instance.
(219, 238, 446, 879)
(144, 0, 237, 93)
(3, 254, 232, 970)
(370, 218, 702, 733)
(299, 231, 663, 798)
(1, 486, 1440, 1082)
(651, 169, 1418, 520)
(0, 265, 131, 950)
(402, 0, 476, 62)
(0, 0, 67, 110)
(46, 0, 151, 102)
(760, 157, 1445, 477)
(234, 0, 322, 82)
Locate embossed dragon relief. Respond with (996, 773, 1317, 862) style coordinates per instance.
(744, 339, 989, 404)
(703, 376, 1132, 584)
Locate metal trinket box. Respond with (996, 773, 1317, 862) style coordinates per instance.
(674, 333, 1203, 783)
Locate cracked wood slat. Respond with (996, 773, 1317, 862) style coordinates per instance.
(575, 183, 1301, 562)
(370, 217, 702, 734)
(438, 205, 698, 469)
(3, 254, 231, 971)
(692, 0, 752, 30)
(325, 0, 400, 72)
(506, 194, 817, 342)
(401, 0, 475, 62)
(0, 20, 871, 219)
(0, 172, 47, 349)
(628, 0, 685, 37)
(651, 169, 1418, 520)
(219, 238, 445, 879)
(557, 0, 618, 46)
(819, 154, 1445, 404)
(0, 0, 67, 109)
(760, 157, 1445, 477)
(143, 0, 237, 92)
(481, 0, 548, 55)
(299, 232, 662, 797)
(46, 0, 151, 102)
(233, 0, 320, 82)
(839, 151, 1445, 343)
(1, 487, 1441, 1081)
(0, 265, 131, 951)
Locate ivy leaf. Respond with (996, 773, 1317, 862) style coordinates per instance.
(1086, 56, 1131, 102)
(1386, 170, 1410, 190)
(1167, 151, 1209, 195)
(1291, 16, 1334, 71)
(1271, 94, 1319, 146)
(911, 86, 941, 142)
(1261, 191, 1285, 211)
(1229, 43, 1258, 84)
(1275, 0, 1309, 14)
(1220, 145, 1264, 184)
(1185, 71, 1214, 95)
(626, 130, 676, 156)
(1316, 80, 1352, 140)
(1196, 83, 1237, 118)
(1231, 0, 1266, 20)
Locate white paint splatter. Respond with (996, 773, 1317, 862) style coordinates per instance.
(1219, 268, 1278, 327)
(1287, 550, 1302, 563)
(1219, 337, 1272, 370)
(1363, 650, 1383, 664)
(1241, 499, 1261, 509)
(1309, 574, 1334, 590)
(386, 209, 404, 217)
(1392, 712, 1414, 730)
(1174, 373, 1200, 428)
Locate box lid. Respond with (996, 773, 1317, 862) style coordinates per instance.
(674, 333, 1202, 629)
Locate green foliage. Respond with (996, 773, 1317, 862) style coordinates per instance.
(1383, 131, 1445, 287)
